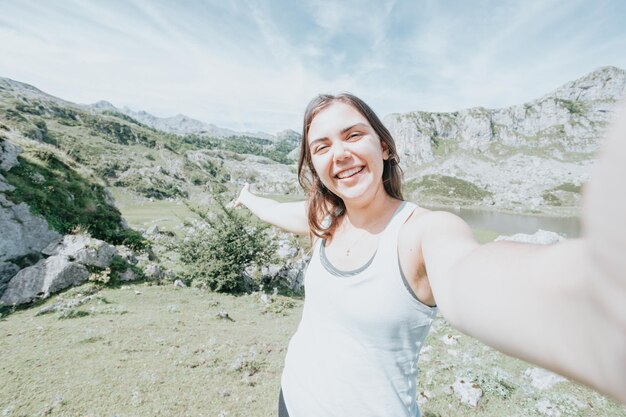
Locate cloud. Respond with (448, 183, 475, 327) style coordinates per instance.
(0, 1, 624, 132)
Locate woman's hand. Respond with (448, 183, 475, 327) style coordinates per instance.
(418, 99, 626, 403)
(229, 183, 309, 235)
(232, 183, 251, 209)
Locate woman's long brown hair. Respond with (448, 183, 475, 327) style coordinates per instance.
(297, 93, 403, 239)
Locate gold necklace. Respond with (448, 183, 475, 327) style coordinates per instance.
(344, 228, 370, 256)
(339, 222, 380, 257)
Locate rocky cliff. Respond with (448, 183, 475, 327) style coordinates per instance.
(384, 66, 626, 214)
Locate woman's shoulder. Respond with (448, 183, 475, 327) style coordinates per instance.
(400, 204, 468, 238)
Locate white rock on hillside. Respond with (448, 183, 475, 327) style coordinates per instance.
(495, 229, 565, 245)
(536, 398, 562, 417)
(525, 368, 567, 390)
(452, 376, 483, 407)
(0, 255, 89, 305)
(42, 235, 117, 268)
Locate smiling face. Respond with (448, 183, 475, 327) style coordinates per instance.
(307, 101, 390, 206)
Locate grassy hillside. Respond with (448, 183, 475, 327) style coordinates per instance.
(0, 83, 298, 204)
(1, 282, 624, 416)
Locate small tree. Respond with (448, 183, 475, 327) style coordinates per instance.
(179, 195, 277, 293)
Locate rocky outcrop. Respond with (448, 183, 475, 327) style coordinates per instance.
(0, 261, 20, 295)
(42, 235, 117, 268)
(0, 194, 61, 264)
(1, 141, 61, 265)
(0, 137, 21, 171)
(385, 66, 626, 214)
(386, 66, 625, 165)
(186, 149, 300, 195)
(0, 235, 130, 305)
(0, 255, 89, 305)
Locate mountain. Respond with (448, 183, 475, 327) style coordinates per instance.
(2, 66, 624, 219)
(384, 66, 626, 214)
(88, 101, 281, 140)
(0, 76, 300, 206)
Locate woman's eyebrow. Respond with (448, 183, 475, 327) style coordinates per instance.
(309, 123, 369, 147)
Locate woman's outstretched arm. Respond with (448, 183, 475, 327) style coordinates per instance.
(234, 183, 309, 235)
(419, 101, 626, 403)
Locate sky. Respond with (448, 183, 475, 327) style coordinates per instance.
(1, 0, 625, 134)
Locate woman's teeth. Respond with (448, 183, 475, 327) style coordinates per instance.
(337, 166, 364, 179)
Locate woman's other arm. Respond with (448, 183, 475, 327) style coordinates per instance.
(234, 184, 309, 235)
(418, 101, 626, 403)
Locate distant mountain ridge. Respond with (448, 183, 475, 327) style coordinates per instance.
(2, 67, 625, 216)
(0, 77, 299, 142)
(88, 100, 299, 142)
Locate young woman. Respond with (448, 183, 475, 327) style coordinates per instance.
(235, 93, 626, 416)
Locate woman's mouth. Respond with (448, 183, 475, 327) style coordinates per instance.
(336, 166, 364, 179)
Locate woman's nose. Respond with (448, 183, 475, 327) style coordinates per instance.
(332, 142, 350, 161)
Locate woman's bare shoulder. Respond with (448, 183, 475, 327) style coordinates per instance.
(400, 206, 473, 248)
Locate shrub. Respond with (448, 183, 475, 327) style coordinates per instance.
(2, 154, 149, 250)
(179, 196, 277, 293)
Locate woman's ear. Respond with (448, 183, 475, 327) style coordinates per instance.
(381, 141, 390, 160)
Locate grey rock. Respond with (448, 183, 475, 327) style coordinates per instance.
(0, 261, 20, 297)
(119, 269, 140, 282)
(0, 138, 21, 171)
(174, 279, 186, 288)
(146, 225, 160, 236)
(115, 245, 138, 264)
(452, 376, 483, 407)
(0, 194, 61, 263)
(0, 256, 89, 305)
(384, 66, 626, 214)
(42, 235, 117, 268)
(277, 240, 298, 259)
(144, 263, 162, 279)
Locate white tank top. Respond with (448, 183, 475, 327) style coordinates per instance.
(281, 201, 437, 417)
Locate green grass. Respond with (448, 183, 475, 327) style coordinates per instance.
(108, 187, 200, 235)
(407, 175, 493, 203)
(1, 283, 623, 417)
(0, 283, 301, 417)
(472, 228, 500, 244)
(542, 182, 583, 207)
(1, 151, 147, 248)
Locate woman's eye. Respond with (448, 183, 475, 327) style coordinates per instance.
(314, 145, 328, 153)
(348, 132, 362, 140)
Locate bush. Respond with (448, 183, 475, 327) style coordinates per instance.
(3, 154, 150, 250)
(179, 197, 277, 293)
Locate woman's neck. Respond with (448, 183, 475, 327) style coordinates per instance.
(342, 189, 401, 231)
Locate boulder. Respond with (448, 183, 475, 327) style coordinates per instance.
(115, 245, 138, 264)
(0, 261, 20, 297)
(0, 138, 21, 171)
(0, 194, 61, 262)
(119, 268, 140, 282)
(0, 256, 89, 305)
(42, 235, 117, 268)
(144, 263, 162, 279)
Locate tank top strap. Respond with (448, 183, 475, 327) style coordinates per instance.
(378, 201, 417, 257)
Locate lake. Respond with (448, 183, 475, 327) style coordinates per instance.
(428, 205, 582, 238)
